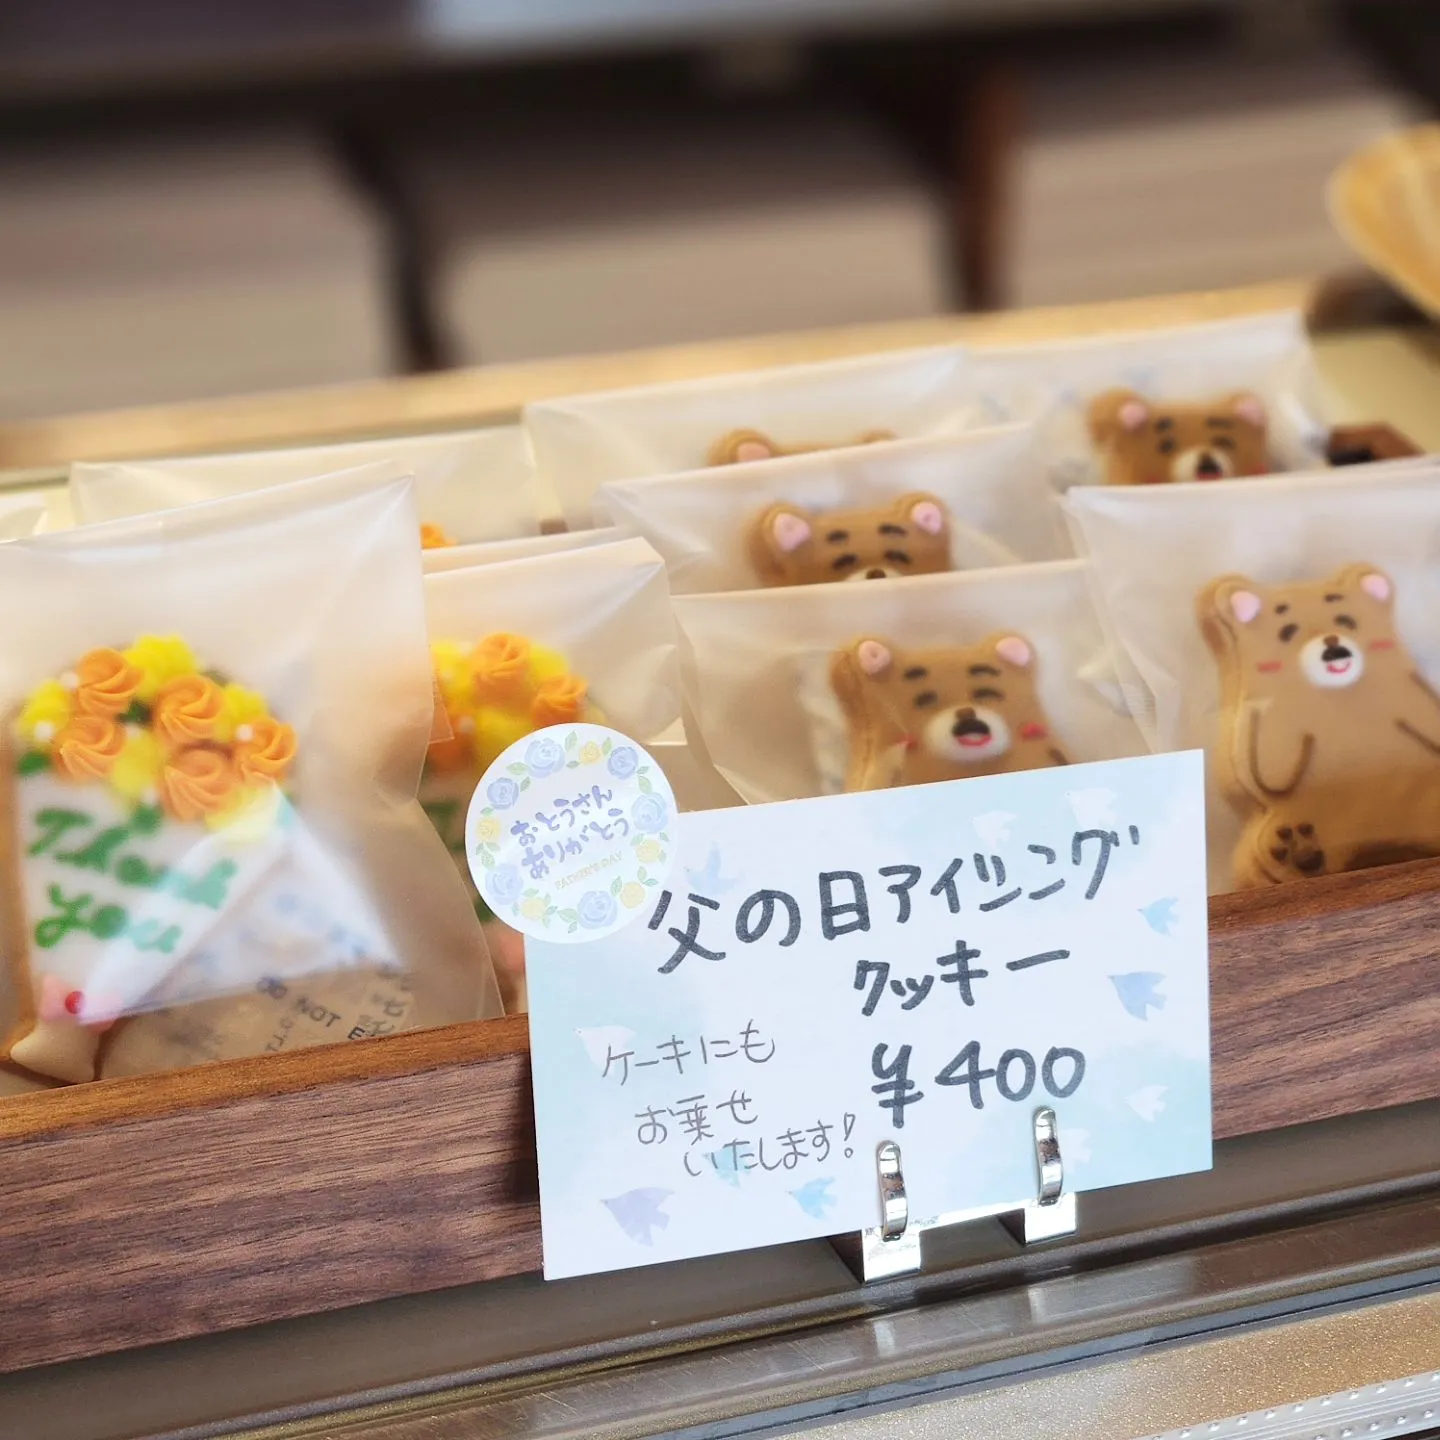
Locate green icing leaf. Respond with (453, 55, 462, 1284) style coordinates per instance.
(16, 751, 49, 777)
(130, 804, 164, 835)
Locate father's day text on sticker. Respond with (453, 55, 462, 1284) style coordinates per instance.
(526, 751, 1211, 1280)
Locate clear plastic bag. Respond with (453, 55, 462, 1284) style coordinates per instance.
(422, 536, 680, 1009)
(525, 344, 988, 525)
(0, 470, 501, 1084)
(69, 424, 540, 545)
(1064, 461, 1440, 891)
(421, 524, 622, 575)
(968, 310, 1335, 489)
(596, 426, 1069, 595)
(672, 560, 1146, 805)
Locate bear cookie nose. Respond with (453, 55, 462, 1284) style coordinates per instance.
(1195, 451, 1224, 479)
(952, 708, 991, 739)
(864, 567, 888, 580)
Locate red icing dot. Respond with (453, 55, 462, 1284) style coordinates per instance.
(1019, 722, 1049, 740)
(1257, 660, 1282, 673)
(63, 989, 83, 1016)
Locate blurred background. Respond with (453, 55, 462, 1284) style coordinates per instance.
(0, 0, 1436, 419)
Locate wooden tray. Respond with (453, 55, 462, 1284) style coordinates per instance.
(0, 855, 1437, 1374)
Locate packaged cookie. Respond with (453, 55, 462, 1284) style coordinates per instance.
(672, 560, 1146, 805)
(524, 343, 986, 526)
(1064, 461, 1440, 890)
(0, 470, 501, 1083)
(596, 428, 1067, 595)
(422, 537, 680, 1010)
(968, 310, 1333, 489)
(69, 424, 541, 547)
(421, 524, 621, 575)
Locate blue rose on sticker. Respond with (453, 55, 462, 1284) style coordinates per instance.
(525, 736, 566, 777)
(607, 745, 639, 779)
(487, 777, 520, 810)
(631, 794, 668, 834)
(577, 889, 617, 930)
(489, 864, 523, 905)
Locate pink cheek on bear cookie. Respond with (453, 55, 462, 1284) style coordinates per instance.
(1257, 660, 1283, 674)
(1369, 639, 1396, 652)
(1019, 722, 1049, 740)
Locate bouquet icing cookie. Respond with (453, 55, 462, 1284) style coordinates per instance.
(1198, 564, 1440, 886)
(420, 523, 456, 550)
(1087, 390, 1270, 485)
(422, 632, 595, 1009)
(709, 427, 896, 466)
(1, 635, 312, 1082)
(747, 491, 950, 587)
(830, 633, 1068, 791)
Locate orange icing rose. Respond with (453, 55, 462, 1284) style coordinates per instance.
(159, 747, 241, 822)
(420, 523, 454, 550)
(152, 674, 224, 748)
(531, 673, 588, 727)
(470, 633, 532, 705)
(233, 716, 297, 784)
(71, 648, 141, 719)
(51, 716, 125, 782)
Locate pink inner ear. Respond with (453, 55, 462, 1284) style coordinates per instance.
(1229, 590, 1262, 625)
(995, 636, 1032, 668)
(1233, 394, 1265, 427)
(771, 511, 812, 553)
(1360, 572, 1391, 603)
(856, 640, 892, 676)
(735, 439, 774, 463)
(909, 500, 945, 535)
(1118, 399, 1149, 432)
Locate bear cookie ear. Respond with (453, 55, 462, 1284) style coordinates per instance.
(1224, 392, 1267, 429)
(764, 505, 813, 556)
(1088, 388, 1150, 442)
(1334, 563, 1394, 605)
(710, 428, 783, 466)
(992, 634, 1033, 669)
(1199, 574, 1265, 631)
(897, 492, 947, 536)
(853, 638, 894, 676)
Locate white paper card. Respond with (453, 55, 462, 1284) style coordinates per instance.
(528, 750, 1212, 1279)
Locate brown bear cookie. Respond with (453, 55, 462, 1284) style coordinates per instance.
(1197, 563, 1440, 888)
(748, 491, 951, 586)
(1325, 423, 1425, 467)
(1088, 389, 1269, 485)
(707, 427, 896, 467)
(829, 632, 1069, 791)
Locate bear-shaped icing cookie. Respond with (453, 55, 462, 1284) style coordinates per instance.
(1087, 389, 1269, 485)
(707, 427, 896, 467)
(748, 491, 951, 587)
(829, 632, 1069, 791)
(1197, 563, 1440, 887)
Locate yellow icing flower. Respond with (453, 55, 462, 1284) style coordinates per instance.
(474, 816, 502, 844)
(528, 643, 570, 686)
(420, 523, 455, 550)
(213, 683, 267, 744)
(17, 681, 73, 750)
(620, 882, 647, 909)
(520, 895, 547, 921)
(204, 781, 286, 841)
(578, 741, 603, 765)
(472, 708, 534, 773)
(635, 838, 663, 864)
(109, 727, 166, 803)
(123, 635, 198, 704)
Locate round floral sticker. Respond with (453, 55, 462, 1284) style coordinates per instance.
(465, 723, 678, 943)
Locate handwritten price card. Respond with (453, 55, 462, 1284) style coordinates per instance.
(526, 750, 1211, 1279)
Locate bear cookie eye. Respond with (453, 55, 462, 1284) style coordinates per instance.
(902, 666, 928, 680)
(883, 549, 911, 566)
(1278, 623, 1299, 643)
(831, 554, 859, 572)
(912, 690, 939, 709)
(826, 529, 849, 544)
(878, 523, 906, 537)
(971, 686, 1003, 702)
(1334, 614, 1357, 630)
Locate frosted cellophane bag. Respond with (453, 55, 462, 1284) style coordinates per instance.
(1064, 461, 1440, 892)
(421, 524, 621, 575)
(0, 471, 501, 1085)
(0, 494, 46, 541)
(422, 536, 680, 1010)
(596, 425, 1070, 595)
(967, 310, 1334, 489)
(672, 560, 1146, 806)
(525, 343, 993, 525)
(69, 424, 540, 547)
